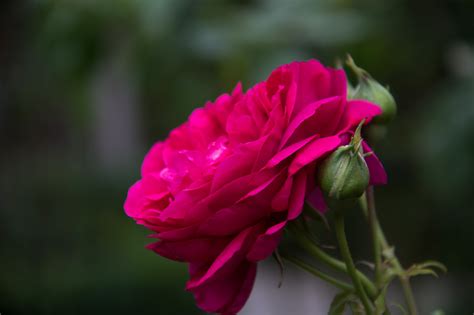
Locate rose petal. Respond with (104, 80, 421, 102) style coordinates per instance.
(247, 221, 286, 261)
(266, 134, 317, 168)
(159, 184, 211, 222)
(363, 141, 388, 185)
(187, 225, 259, 289)
(141, 142, 165, 176)
(211, 137, 267, 192)
(289, 135, 342, 175)
(271, 176, 293, 211)
(207, 169, 278, 212)
(124, 181, 145, 218)
(189, 262, 257, 314)
(237, 171, 281, 203)
(339, 100, 381, 131)
(291, 60, 330, 115)
(147, 237, 229, 263)
(245, 83, 270, 130)
(288, 172, 307, 219)
(279, 96, 341, 148)
(224, 263, 258, 314)
(306, 187, 328, 213)
(198, 204, 268, 237)
(141, 173, 170, 201)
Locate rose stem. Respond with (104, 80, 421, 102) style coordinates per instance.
(281, 254, 354, 292)
(289, 223, 378, 298)
(367, 187, 383, 288)
(334, 211, 374, 315)
(362, 187, 419, 315)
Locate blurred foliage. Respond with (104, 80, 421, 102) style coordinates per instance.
(1, 0, 474, 314)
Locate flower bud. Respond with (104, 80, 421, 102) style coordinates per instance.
(318, 144, 370, 201)
(352, 77, 397, 124)
(346, 56, 397, 124)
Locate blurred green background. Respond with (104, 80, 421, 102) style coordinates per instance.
(1, 0, 473, 314)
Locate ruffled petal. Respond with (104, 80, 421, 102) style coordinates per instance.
(289, 135, 342, 175)
(189, 261, 257, 315)
(141, 142, 165, 176)
(223, 263, 257, 315)
(247, 221, 286, 262)
(211, 137, 267, 192)
(306, 187, 328, 213)
(186, 225, 259, 289)
(339, 100, 381, 131)
(288, 172, 307, 219)
(147, 237, 229, 263)
(271, 176, 293, 211)
(363, 141, 388, 185)
(124, 181, 145, 218)
(279, 96, 340, 148)
(198, 204, 268, 237)
(266, 135, 317, 168)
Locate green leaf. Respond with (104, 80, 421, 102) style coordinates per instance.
(406, 267, 439, 278)
(406, 260, 448, 278)
(417, 260, 447, 273)
(328, 291, 353, 315)
(405, 260, 447, 279)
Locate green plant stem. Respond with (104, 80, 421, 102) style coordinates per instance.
(289, 223, 377, 298)
(282, 254, 354, 292)
(363, 187, 419, 315)
(334, 211, 374, 315)
(377, 228, 418, 315)
(367, 187, 382, 288)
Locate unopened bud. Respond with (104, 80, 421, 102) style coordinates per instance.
(346, 55, 397, 124)
(318, 145, 370, 200)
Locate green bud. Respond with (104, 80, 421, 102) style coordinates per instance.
(353, 77, 397, 124)
(318, 122, 370, 204)
(318, 144, 370, 201)
(346, 55, 397, 124)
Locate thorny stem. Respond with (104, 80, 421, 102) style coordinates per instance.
(362, 187, 419, 315)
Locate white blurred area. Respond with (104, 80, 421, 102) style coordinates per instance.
(241, 260, 338, 315)
(241, 259, 459, 315)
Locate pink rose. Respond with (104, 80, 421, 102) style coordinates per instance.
(124, 60, 386, 314)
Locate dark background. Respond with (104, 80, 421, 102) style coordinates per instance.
(1, 0, 473, 314)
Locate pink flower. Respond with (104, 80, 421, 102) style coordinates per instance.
(124, 60, 386, 314)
